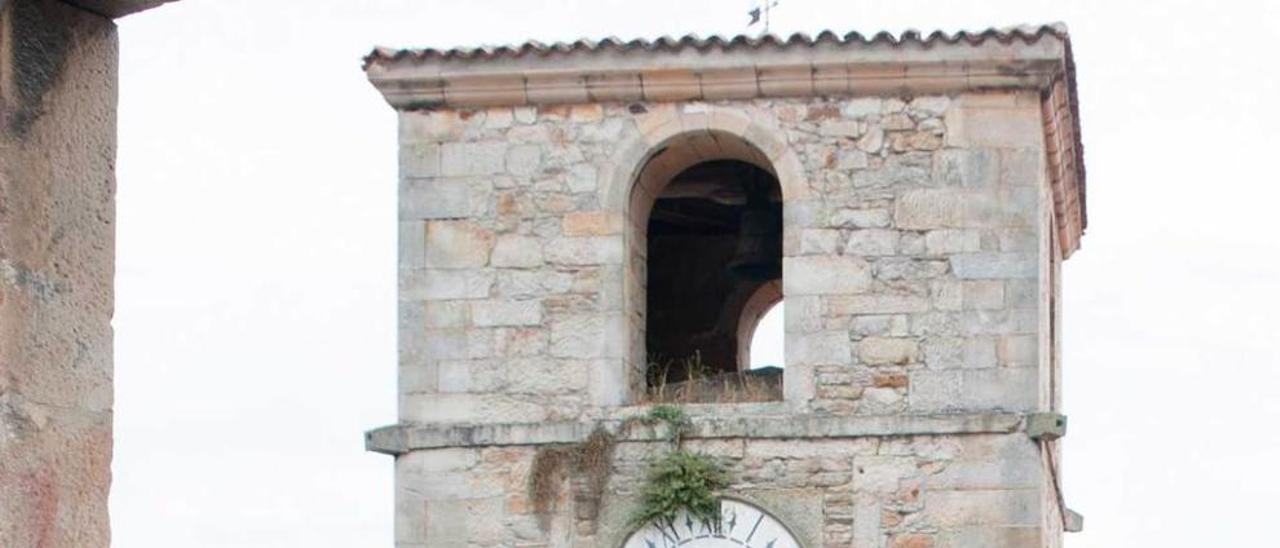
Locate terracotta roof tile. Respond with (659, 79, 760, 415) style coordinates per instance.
(364, 24, 1069, 67)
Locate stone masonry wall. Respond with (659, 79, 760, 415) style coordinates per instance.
(397, 90, 1049, 423)
(394, 426, 1048, 547)
(393, 87, 1058, 547)
(0, 1, 119, 546)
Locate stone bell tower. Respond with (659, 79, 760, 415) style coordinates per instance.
(363, 24, 1086, 547)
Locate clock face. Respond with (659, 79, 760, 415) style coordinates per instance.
(621, 498, 801, 548)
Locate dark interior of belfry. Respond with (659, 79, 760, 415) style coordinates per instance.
(645, 159, 784, 401)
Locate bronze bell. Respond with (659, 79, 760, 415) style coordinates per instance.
(728, 175, 782, 281)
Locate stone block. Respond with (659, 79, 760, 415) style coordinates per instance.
(950, 252, 1036, 279)
(933, 148, 997, 188)
(437, 360, 473, 392)
(422, 300, 471, 328)
(908, 370, 962, 412)
(545, 236, 623, 265)
(911, 367, 1037, 412)
(925, 229, 981, 255)
(961, 367, 1038, 411)
(399, 362, 437, 393)
(785, 295, 824, 332)
(422, 328, 493, 361)
(500, 358, 589, 394)
(998, 335, 1038, 367)
(401, 269, 493, 300)
(852, 455, 917, 494)
(844, 229, 899, 256)
(399, 110, 461, 142)
(425, 220, 495, 268)
(784, 256, 872, 295)
(504, 144, 543, 176)
(470, 300, 542, 327)
(910, 95, 951, 116)
(799, 229, 841, 255)
(856, 127, 884, 153)
(945, 101, 1043, 149)
(836, 148, 869, 169)
(497, 270, 573, 298)
(550, 314, 623, 358)
(962, 280, 1005, 309)
(922, 489, 1040, 528)
(492, 328, 548, 358)
(857, 337, 920, 366)
(850, 315, 909, 338)
(841, 97, 882, 119)
(401, 179, 492, 220)
(827, 294, 929, 315)
(999, 149, 1044, 188)
(490, 235, 544, 268)
(937, 527, 1044, 548)
(791, 330, 852, 365)
(399, 143, 441, 178)
(894, 189, 963, 229)
(562, 211, 623, 236)
(961, 309, 1038, 336)
(441, 142, 507, 176)
(566, 163, 598, 193)
(830, 208, 891, 228)
(399, 221, 425, 268)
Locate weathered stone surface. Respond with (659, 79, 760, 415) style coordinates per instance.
(1, 4, 124, 546)
(841, 97, 881, 118)
(442, 142, 507, 176)
(562, 211, 623, 236)
(844, 229, 899, 256)
(399, 143, 441, 178)
(401, 179, 492, 220)
(544, 236, 623, 265)
(470, 300, 542, 327)
(381, 90, 1065, 547)
(894, 188, 963, 229)
(424, 220, 495, 268)
(402, 269, 494, 300)
(490, 235, 544, 267)
(830, 208, 891, 228)
(950, 252, 1037, 279)
(504, 144, 543, 176)
(857, 337, 921, 365)
(784, 256, 872, 295)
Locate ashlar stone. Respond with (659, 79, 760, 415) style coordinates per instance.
(424, 220, 495, 269)
(441, 142, 507, 176)
(490, 235, 544, 268)
(470, 300, 542, 327)
(857, 337, 921, 366)
(505, 144, 543, 176)
(844, 229, 899, 256)
(784, 256, 872, 295)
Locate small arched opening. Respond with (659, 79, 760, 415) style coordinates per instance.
(628, 130, 784, 403)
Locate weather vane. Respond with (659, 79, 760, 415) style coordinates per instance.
(748, 0, 780, 34)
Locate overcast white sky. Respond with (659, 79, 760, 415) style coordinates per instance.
(112, 1, 1280, 546)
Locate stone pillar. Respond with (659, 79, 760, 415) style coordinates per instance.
(1, 1, 121, 545)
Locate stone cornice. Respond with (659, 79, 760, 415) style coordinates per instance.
(365, 39, 1070, 110)
(364, 413, 1027, 456)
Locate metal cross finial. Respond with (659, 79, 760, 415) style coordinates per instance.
(747, 0, 780, 34)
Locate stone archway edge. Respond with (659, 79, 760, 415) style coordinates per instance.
(364, 412, 1025, 455)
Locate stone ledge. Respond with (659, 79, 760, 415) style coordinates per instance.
(365, 412, 1025, 455)
(367, 58, 1064, 110)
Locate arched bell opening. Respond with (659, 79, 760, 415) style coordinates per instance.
(629, 131, 784, 403)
